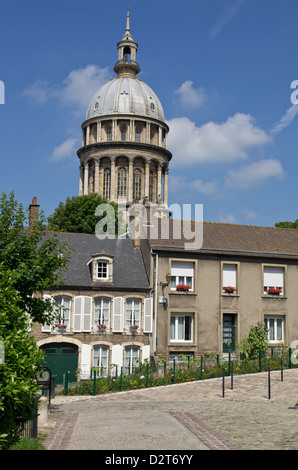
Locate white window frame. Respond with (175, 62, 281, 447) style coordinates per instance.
(53, 296, 71, 331)
(94, 297, 111, 331)
(124, 346, 140, 375)
(97, 260, 109, 280)
(170, 313, 193, 342)
(170, 261, 194, 292)
(264, 316, 284, 343)
(93, 345, 109, 377)
(126, 298, 141, 331)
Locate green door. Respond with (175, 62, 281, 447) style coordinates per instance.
(223, 314, 236, 353)
(41, 343, 78, 385)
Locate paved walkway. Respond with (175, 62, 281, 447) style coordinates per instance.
(41, 368, 298, 451)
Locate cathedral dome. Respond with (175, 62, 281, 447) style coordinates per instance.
(86, 75, 165, 123)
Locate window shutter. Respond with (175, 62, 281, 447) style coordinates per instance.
(143, 298, 153, 333)
(80, 344, 91, 380)
(223, 264, 237, 287)
(171, 262, 194, 277)
(112, 297, 124, 332)
(264, 267, 284, 289)
(73, 296, 82, 332)
(82, 296, 92, 332)
(42, 294, 52, 332)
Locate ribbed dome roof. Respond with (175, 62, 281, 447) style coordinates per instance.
(86, 75, 165, 122)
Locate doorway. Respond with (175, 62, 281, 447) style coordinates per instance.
(222, 314, 236, 353)
(41, 342, 78, 385)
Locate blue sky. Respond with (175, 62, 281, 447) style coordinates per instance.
(1, 0, 298, 227)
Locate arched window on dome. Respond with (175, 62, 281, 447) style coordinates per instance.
(123, 46, 131, 64)
(117, 167, 127, 200)
(135, 126, 142, 143)
(133, 168, 142, 201)
(105, 126, 112, 142)
(120, 125, 127, 141)
(103, 168, 111, 200)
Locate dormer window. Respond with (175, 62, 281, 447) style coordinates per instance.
(90, 252, 114, 283)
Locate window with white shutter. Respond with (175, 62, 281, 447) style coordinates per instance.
(263, 266, 284, 295)
(171, 262, 194, 291)
(112, 297, 124, 332)
(143, 298, 153, 333)
(222, 264, 237, 294)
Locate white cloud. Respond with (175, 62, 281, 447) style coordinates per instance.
(174, 80, 206, 108)
(50, 137, 79, 162)
(225, 158, 285, 189)
(23, 65, 111, 112)
(167, 113, 271, 166)
(271, 104, 298, 135)
(209, 0, 244, 40)
(190, 179, 217, 194)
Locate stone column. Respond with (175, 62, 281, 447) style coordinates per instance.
(128, 158, 133, 202)
(86, 126, 90, 146)
(97, 122, 101, 142)
(84, 161, 89, 195)
(79, 165, 84, 196)
(157, 163, 162, 202)
(145, 160, 150, 199)
(164, 167, 168, 205)
(158, 127, 162, 147)
(94, 160, 99, 194)
(110, 157, 116, 201)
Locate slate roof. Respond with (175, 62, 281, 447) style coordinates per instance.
(49, 232, 150, 289)
(146, 219, 298, 257)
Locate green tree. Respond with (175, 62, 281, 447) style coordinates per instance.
(0, 267, 44, 449)
(237, 321, 269, 359)
(275, 220, 298, 229)
(0, 191, 70, 324)
(47, 194, 124, 235)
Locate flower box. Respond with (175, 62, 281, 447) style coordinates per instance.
(176, 284, 191, 292)
(267, 287, 282, 296)
(97, 323, 107, 333)
(223, 286, 236, 294)
(129, 324, 139, 334)
(56, 323, 67, 331)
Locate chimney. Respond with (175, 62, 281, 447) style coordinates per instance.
(29, 197, 40, 226)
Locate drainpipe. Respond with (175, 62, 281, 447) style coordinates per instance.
(151, 248, 158, 356)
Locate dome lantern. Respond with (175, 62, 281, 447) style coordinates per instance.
(113, 9, 140, 77)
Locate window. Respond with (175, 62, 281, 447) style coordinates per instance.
(105, 126, 112, 141)
(117, 167, 127, 200)
(263, 266, 284, 295)
(54, 296, 71, 330)
(94, 297, 110, 330)
(222, 264, 237, 294)
(120, 125, 127, 141)
(93, 345, 109, 377)
(135, 126, 141, 142)
(171, 261, 194, 291)
(124, 346, 139, 375)
(126, 298, 141, 330)
(170, 314, 193, 342)
(103, 168, 111, 200)
(133, 168, 142, 200)
(97, 261, 108, 279)
(264, 316, 284, 343)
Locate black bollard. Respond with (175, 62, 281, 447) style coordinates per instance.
(268, 366, 271, 399)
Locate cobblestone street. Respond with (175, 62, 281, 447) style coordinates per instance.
(41, 368, 298, 451)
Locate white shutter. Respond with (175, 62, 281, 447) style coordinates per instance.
(111, 344, 123, 374)
(264, 267, 284, 288)
(73, 296, 82, 332)
(112, 297, 124, 332)
(82, 296, 92, 332)
(171, 262, 194, 277)
(42, 294, 52, 332)
(143, 298, 153, 333)
(142, 345, 150, 362)
(223, 264, 237, 287)
(81, 344, 91, 380)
